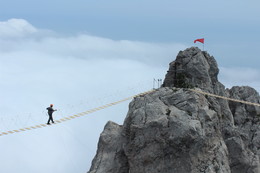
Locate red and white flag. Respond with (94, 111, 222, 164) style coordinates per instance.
(194, 38, 204, 44)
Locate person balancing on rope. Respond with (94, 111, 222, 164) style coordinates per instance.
(46, 104, 57, 125)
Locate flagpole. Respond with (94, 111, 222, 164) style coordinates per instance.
(194, 38, 205, 51)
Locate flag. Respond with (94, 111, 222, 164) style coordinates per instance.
(194, 38, 204, 44)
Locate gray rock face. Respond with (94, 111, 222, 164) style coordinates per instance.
(163, 47, 220, 93)
(88, 47, 260, 173)
(226, 86, 260, 173)
(88, 121, 128, 173)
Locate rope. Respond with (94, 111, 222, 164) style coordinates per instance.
(0, 80, 152, 131)
(1, 88, 259, 137)
(189, 89, 260, 107)
(0, 90, 155, 137)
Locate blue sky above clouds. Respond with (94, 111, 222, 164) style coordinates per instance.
(1, 1, 260, 173)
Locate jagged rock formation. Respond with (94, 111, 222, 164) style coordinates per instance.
(88, 47, 260, 173)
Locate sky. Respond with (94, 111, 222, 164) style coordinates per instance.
(0, 1, 260, 173)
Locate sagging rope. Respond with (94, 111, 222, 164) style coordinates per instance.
(0, 90, 155, 137)
(189, 89, 260, 107)
(1, 88, 259, 137)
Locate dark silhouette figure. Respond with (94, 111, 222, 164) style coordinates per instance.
(46, 104, 57, 125)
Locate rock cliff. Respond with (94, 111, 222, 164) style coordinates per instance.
(88, 47, 260, 173)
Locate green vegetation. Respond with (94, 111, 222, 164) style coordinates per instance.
(175, 73, 194, 89)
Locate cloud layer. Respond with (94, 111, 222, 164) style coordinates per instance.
(0, 19, 37, 38)
(0, 19, 259, 173)
(0, 19, 187, 118)
(0, 19, 185, 65)
(0, 19, 186, 173)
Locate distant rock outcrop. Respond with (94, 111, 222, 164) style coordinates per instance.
(88, 47, 260, 173)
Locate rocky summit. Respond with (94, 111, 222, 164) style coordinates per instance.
(88, 47, 260, 173)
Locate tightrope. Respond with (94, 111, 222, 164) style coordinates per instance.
(0, 90, 155, 137)
(1, 88, 259, 137)
(189, 89, 260, 107)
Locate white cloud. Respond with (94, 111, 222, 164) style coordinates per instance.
(1, 34, 185, 67)
(0, 18, 186, 66)
(0, 18, 186, 173)
(0, 18, 37, 38)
